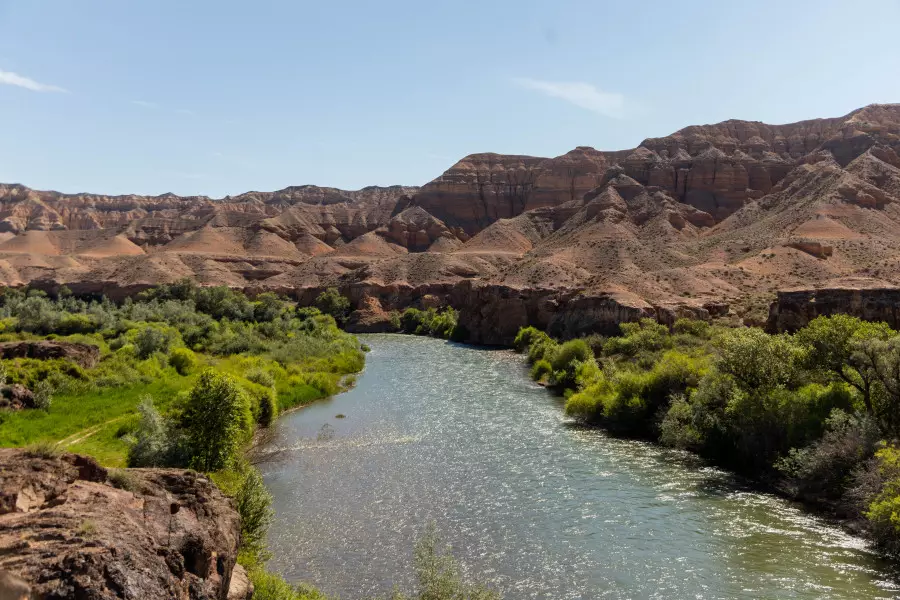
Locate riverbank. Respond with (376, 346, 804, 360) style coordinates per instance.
(512, 317, 900, 560)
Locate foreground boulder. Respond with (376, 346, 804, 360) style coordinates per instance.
(0, 448, 241, 599)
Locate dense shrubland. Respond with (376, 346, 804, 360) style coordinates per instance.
(396, 306, 463, 341)
(0, 281, 368, 599)
(515, 315, 900, 555)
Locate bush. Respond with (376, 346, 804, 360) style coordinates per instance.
(235, 467, 274, 567)
(550, 339, 592, 373)
(169, 347, 198, 376)
(32, 380, 53, 411)
(128, 396, 175, 467)
(248, 385, 279, 427)
(602, 319, 671, 357)
(314, 288, 351, 325)
(250, 570, 326, 600)
(526, 333, 557, 365)
(865, 445, 900, 553)
(246, 368, 276, 388)
(530, 359, 552, 381)
(513, 326, 542, 352)
(180, 370, 253, 472)
(777, 410, 880, 501)
(382, 523, 500, 600)
(135, 326, 173, 359)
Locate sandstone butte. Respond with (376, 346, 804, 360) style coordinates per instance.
(1, 104, 900, 342)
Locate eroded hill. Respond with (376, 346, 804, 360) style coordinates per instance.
(2, 103, 900, 333)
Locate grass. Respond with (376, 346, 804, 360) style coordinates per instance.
(0, 378, 194, 465)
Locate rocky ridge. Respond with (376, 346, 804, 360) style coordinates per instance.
(2, 104, 900, 337)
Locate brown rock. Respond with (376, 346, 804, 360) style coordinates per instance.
(0, 341, 100, 369)
(0, 449, 240, 600)
(0, 385, 35, 410)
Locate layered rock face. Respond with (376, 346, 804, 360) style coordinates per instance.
(3, 104, 900, 338)
(768, 287, 900, 332)
(0, 449, 241, 600)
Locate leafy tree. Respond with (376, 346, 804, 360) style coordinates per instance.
(135, 326, 174, 359)
(715, 328, 804, 392)
(314, 288, 351, 325)
(795, 315, 893, 413)
(254, 293, 285, 323)
(180, 370, 253, 472)
(852, 335, 900, 437)
(128, 396, 170, 467)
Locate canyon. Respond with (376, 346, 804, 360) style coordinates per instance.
(3, 104, 900, 338)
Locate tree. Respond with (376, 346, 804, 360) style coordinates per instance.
(716, 327, 804, 392)
(314, 288, 350, 325)
(795, 315, 893, 413)
(180, 370, 253, 472)
(253, 292, 285, 323)
(852, 336, 900, 437)
(135, 326, 173, 359)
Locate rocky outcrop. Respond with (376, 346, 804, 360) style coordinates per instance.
(0, 341, 100, 368)
(767, 287, 900, 332)
(0, 384, 35, 410)
(0, 449, 241, 600)
(345, 295, 396, 333)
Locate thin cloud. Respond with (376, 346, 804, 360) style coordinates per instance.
(175, 108, 194, 115)
(0, 69, 67, 93)
(132, 100, 158, 109)
(512, 77, 624, 118)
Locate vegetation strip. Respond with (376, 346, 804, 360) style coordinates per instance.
(515, 316, 900, 555)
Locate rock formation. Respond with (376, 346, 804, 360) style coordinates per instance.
(0, 449, 242, 599)
(2, 103, 900, 337)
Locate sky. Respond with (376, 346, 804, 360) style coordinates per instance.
(0, 0, 898, 198)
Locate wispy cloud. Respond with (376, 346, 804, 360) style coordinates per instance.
(0, 69, 67, 93)
(512, 77, 624, 118)
(175, 108, 194, 115)
(132, 100, 159, 109)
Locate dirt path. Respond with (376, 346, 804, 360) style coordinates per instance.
(59, 415, 128, 447)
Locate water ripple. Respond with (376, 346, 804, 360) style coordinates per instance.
(259, 334, 900, 600)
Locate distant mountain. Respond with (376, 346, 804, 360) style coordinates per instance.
(2, 103, 899, 334)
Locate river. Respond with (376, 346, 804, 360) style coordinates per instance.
(258, 334, 900, 599)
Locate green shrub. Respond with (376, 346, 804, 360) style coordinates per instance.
(246, 368, 275, 388)
(32, 380, 53, 411)
(314, 288, 351, 325)
(180, 370, 253, 472)
(550, 339, 592, 373)
(135, 326, 173, 359)
(526, 333, 556, 365)
(235, 466, 274, 567)
(169, 347, 198, 376)
(250, 570, 326, 600)
(530, 359, 552, 381)
(382, 523, 500, 600)
(249, 385, 279, 427)
(514, 326, 543, 352)
(602, 319, 671, 357)
(866, 445, 900, 553)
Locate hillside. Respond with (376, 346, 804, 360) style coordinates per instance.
(2, 103, 900, 330)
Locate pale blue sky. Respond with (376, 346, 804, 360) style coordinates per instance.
(0, 0, 898, 197)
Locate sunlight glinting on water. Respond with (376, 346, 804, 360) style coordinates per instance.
(258, 335, 900, 600)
